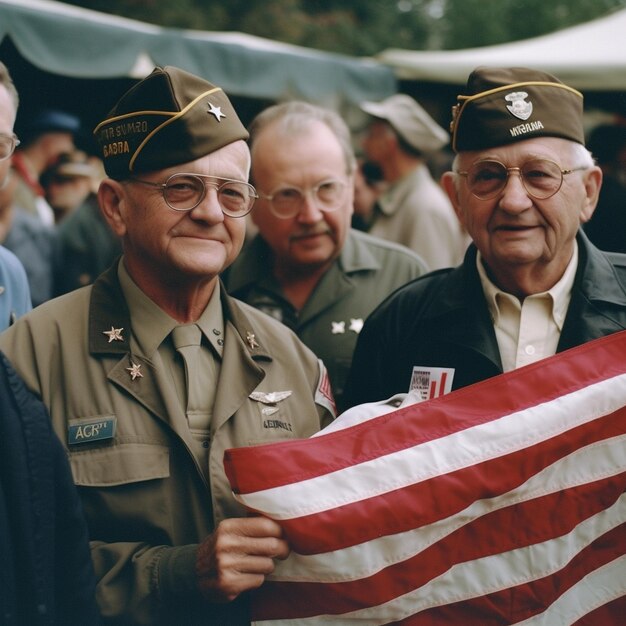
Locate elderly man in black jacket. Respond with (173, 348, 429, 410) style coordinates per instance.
(344, 66, 626, 408)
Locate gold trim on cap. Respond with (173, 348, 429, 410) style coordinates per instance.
(94, 86, 224, 173)
(451, 81, 583, 152)
(130, 87, 223, 172)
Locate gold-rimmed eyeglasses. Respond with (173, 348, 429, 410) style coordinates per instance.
(456, 158, 589, 200)
(129, 173, 258, 217)
(0, 133, 20, 161)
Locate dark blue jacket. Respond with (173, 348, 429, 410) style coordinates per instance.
(344, 232, 626, 408)
(0, 352, 100, 625)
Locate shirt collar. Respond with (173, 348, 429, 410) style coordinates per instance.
(118, 260, 224, 358)
(477, 241, 578, 331)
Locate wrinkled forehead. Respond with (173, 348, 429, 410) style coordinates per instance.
(457, 136, 578, 168)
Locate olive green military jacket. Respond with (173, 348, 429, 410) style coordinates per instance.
(0, 264, 335, 624)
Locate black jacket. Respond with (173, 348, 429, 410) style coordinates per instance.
(0, 352, 100, 625)
(343, 232, 626, 409)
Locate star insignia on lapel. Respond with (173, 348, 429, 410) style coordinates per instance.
(249, 390, 292, 405)
(208, 102, 225, 121)
(246, 331, 259, 349)
(331, 321, 345, 334)
(103, 326, 124, 343)
(349, 318, 364, 333)
(126, 362, 143, 381)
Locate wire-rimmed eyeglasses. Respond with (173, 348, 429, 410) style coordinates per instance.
(129, 173, 258, 217)
(258, 178, 348, 218)
(455, 158, 589, 200)
(0, 133, 20, 161)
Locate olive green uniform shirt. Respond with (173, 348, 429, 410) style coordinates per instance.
(0, 260, 335, 624)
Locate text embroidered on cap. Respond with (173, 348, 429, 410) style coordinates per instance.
(510, 120, 545, 138)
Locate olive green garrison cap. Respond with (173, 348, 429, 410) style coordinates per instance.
(450, 66, 584, 153)
(93, 66, 249, 180)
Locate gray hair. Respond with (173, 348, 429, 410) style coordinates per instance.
(0, 62, 19, 113)
(248, 101, 357, 176)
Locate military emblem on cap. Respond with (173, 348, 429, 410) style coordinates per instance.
(208, 102, 225, 121)
(449, 66, 585, 152)
(505, 91, 532, 121)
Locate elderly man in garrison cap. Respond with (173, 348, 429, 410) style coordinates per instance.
(359, 93, 468, 269)
(343, 66, 626, 409)
(0, 66, 335, 624)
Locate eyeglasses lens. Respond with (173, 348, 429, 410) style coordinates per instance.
(0, 136, 16, 161)
(270, 180, 345, 217)
(467, 160, 563, 200)
(164, 174, 254, 216)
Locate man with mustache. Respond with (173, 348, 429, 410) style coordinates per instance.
(343, 66, 626, 408)
(224, 101, 428, 410)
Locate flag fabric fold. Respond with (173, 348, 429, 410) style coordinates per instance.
(224, 331, 626, 625)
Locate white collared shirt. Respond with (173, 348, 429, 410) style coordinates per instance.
(477, 243, 578, 372)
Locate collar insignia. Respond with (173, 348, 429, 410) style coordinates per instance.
(349, 318, 364, 333)
(331, 321, 345, 334)
(103, 326, 124, 342)
(246, 331, 259, 349)
(126, 361, 143, 381)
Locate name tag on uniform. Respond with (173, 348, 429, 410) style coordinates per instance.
(68, 416, 116, 445)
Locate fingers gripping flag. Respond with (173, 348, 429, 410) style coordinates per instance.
(224, 331, 626, 625)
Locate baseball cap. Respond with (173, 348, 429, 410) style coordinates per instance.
(361, 94, 449, 153)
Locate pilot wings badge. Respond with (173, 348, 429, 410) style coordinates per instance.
(249, 390, 292, 405)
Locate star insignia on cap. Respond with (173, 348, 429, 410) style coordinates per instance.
(349, 318, 364, 334)
(208, 102, 225, 122)
(246, 331, 259, 349)
(103, 326, 124, 343)
(331, 321, 345, 334)
(126, 362, 143, 381)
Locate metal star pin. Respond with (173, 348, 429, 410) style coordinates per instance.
(103, 326, 124, 343)
(349, 318, 364, 333)
(246, 331, 259, 349)
(331, 321, 346, 334)
(126, 362, 143, 381)
(208, 103, 225, 121)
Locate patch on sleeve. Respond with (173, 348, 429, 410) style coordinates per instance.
(314, 359, 337, 418)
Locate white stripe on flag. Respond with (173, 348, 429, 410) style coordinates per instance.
(517, 555, 626, 626)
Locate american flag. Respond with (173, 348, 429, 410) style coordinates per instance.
(224, 331, 626, 625)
